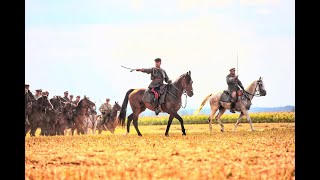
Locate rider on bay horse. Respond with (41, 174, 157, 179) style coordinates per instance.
(136, 58, 172, 115)
(226, 67, 244, 113)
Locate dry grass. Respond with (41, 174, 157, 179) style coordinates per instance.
(26, 123, 295, 180)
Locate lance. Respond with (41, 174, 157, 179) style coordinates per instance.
(237, 52, 239, 76)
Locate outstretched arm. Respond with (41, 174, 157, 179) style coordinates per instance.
(136, 68, 153, 74)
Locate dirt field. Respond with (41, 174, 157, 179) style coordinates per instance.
(25, 123, 295, 180)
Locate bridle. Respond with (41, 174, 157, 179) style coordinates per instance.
(168, 74, 193, 108)
(242, 80, 265, 101)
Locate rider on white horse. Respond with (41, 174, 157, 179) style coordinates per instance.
(226, 68, 244, 113)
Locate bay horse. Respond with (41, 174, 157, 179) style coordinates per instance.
(96, 101, 121, 134)
(194, 77, 266, 132)
(25, 96, 53, 136)
(41, 96, 68, 136)
(71, 96, 96, 135)
(118, 71, 194, 136)
(56, 102, 73, 135)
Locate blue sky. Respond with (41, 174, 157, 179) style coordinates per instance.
(25, 0, 294, 112)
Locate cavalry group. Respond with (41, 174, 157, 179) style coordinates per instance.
(25, 58, 267, 137)
(25, 86, 120, 136)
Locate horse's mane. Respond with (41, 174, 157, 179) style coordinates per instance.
(245, 80, 259, 93)
(173, 73, 187, 83)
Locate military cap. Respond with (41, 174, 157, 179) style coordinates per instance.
(41, 92, 47, 96)
(76, 95, 80, 98)
(25, 84, 29, 87)
(106, 98, 110, 101)
(70, 94, 73, 97)
(36, 89, 42, 92)
(64, 91, 69, 94)
(229, 68, 235, 71)
(154, 58, 161, 62)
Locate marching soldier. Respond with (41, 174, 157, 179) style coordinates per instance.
(226, 68, 244, 113)
(136, 58, 172, 115)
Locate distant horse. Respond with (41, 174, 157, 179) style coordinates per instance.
(25, 96, 53, 136)
(41, 96, 67, 136)
(56, 102, 73, 135)
(118, 71, 194, 136)
(96, 101, 121, 134)
(72, 96, 96, 135)
(194, 77, 267, 132)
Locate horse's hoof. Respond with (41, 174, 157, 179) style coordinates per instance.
(165, 134, 169, 137)
(251, 129, 255, 132)
(182, 133, 186, 136)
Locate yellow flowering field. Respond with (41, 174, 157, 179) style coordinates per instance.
(26, 123, 295, 180)
(137, 112, 295, 125)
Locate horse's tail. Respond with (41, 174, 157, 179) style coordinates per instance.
(118, 89, 135, 127)
(193, 94, 212, 116)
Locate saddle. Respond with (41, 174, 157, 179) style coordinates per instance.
(220, 89, 243, 103)
(142, 84, 168, 105)
(220, 89, 252, 110)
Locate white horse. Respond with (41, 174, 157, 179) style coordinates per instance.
(194, 77, 266, 132)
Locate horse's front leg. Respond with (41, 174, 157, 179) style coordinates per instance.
(172, 112, 186, 136)
(244, 110, 255, 131)
(233, 113, 245, 132)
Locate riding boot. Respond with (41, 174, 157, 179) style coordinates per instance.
(230, 102, 236, 113)
(154, 98, 161, 115)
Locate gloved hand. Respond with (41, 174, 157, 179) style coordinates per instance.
(136, 69, 142, 72)
(168, 80, 172, 84)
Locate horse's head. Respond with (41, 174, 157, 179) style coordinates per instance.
(113, 101, 122, 112)
(256, 77, 267, 96)
(182, 71, 194, 97)
(50, 96, 63, 110)
(80, 96, 96, 110)
(38, 96, 53, 111)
